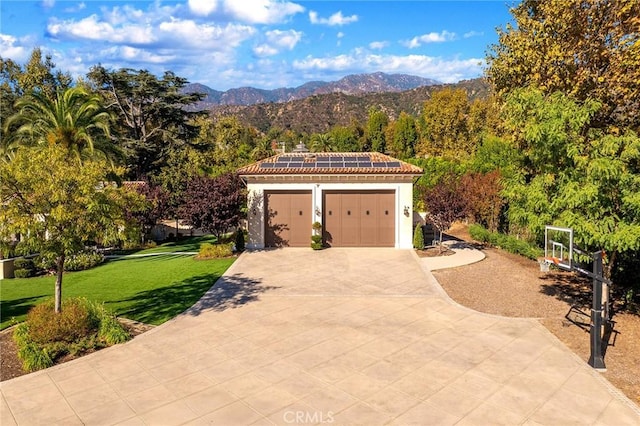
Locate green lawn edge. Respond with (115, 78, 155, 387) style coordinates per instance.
(0, 237, 236, 330)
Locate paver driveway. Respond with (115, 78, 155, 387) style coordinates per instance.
(2, 249, 639, 425)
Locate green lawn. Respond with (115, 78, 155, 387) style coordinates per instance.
(0, 237, 235, 330)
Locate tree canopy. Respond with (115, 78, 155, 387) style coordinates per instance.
(487, 0, 640, 129)
(0, 146, 140, 312)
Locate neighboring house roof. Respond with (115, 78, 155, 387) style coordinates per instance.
(237, 152, 423, 176)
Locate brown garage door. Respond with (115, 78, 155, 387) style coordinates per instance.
(265, 191, 312, 247)
(323, 190, 395, 247)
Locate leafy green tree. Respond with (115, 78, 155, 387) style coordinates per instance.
(5, 87, 116, 163)
(0, 146, 140, 313)
(366, 107, 389, 152)
(87, 66, 204, 177)
(390, 112, 417, 159)
(329, 125, 360, 152)
(501, 88, 640, 281)
(417, 88, 472, 157)
(310, 133, 335, 152)
(487, 0, 640, 129)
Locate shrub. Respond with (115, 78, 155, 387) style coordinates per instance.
(13, 258, 35, 270)
(26, 299, 99, 344)
(197, 242, 233, 259)
(64, 251, 104, 271)
(310, 234, 323, 250)
(235, 228, 245, 252)
(17, 342, 53, 372)
(14, 269, 34, 278)
(413, 223, 425, 249)
(36, 251, 104, 272)
(13, 298, 130, 372)
(469, 224, 542, 260)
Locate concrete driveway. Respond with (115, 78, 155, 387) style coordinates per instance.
(2, 249, 639, 425)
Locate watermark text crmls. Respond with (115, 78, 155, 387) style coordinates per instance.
(283, 410, 335, 424)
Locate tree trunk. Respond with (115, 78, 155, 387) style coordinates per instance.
(55, 254, 65, 313)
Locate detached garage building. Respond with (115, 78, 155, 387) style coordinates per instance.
(237, 151, 423, 249)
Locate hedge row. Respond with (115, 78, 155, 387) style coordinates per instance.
(469, 224, 543, 260)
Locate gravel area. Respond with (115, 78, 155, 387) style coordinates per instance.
(434, 225, 640, 406)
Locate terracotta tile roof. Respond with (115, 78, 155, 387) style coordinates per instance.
(237, 152, 423, 176)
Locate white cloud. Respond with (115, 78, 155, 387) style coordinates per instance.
(369, 41, 388, 50)
(188, 0, 218, 16)
(309, 10, 358, 26)
(223, 0, 304, 24)
(292, 50, 482, 84)
(253, 29, 302, 57)
(337, 32, 344, 39)
(42, 0, 55, 9)
(64, 2, 86, 13)
(0, 34, 35, 62)
(403, 30, 456, 48)
(47, 13, 255, 51)
(463, 31, 484, 38)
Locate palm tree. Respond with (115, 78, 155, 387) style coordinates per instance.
(5, 87, 117, 163)
(311, 133, 335, 152)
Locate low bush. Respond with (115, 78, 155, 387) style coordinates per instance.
(26, 299, 99, 344)
(310, 234, 323, 250)
(64, 252, 105, 271)
(13, 298, 130, 372)
(13, 269, 34, 278)
(469, 224, 542, 260)
(13, 258, 35, 270)
(197, 242, 233, 259)
(36, 251, 104, 272)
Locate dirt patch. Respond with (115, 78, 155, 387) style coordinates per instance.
(433, 226, 640, 406)
(414, 246, 455, 258)
(0, 318, 154, 382)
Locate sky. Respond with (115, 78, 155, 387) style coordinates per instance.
(0, 1, 517, 91)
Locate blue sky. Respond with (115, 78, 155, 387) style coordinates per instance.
(1, 1, 516, 90)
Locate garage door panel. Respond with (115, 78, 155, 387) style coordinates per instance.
(265, 191, 311, 247)
(359, 193, 378, 246)
(378, 193, 395, 246)
(323, 190, 395, 247)
(341, 195, 360, 246)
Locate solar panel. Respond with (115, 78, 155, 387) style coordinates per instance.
(345, 162, 358, 168)
(386, 162, 401, 167)
(289, 162, 303, 168)
(357, 156, 371, 162)
(358, 162, 372, 167)
(372, 162, 386, 167)
(260, 163, 275, 168)
(302, 163, 315, 168)
(317, 162, 331, 168)
(274, 162, 289, 168)
(279, 156, 293, 162)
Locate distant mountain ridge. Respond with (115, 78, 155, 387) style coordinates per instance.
(185, 72, 440, 109)
(208, 78, 490, 135)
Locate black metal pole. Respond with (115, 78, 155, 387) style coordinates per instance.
(588, 251, 606, 369)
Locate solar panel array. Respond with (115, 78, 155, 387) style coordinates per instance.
(259, 155, 402, 170)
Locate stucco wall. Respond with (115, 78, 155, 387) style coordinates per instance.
(246, 180, 415, 249)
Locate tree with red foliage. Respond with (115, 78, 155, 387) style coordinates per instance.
(460, 170, 504, 232)
(126, 181, 170, 244)
(179, 173, 245, 240)
(422, 173, 467, 252)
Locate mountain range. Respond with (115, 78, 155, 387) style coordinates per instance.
(206, 78, 490, 134)
(185, 72, 440, 109)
